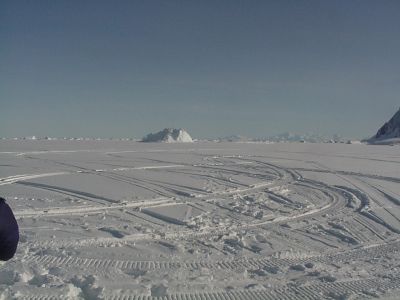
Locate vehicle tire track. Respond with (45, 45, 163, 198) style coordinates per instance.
(18, 276, 400, 300)
(25, 239, 400, 272)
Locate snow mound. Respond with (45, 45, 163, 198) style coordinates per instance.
(142, 128, 193, 143)
(367, 108, 400, 144)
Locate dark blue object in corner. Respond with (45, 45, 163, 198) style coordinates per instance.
(0, 197, 19, 261)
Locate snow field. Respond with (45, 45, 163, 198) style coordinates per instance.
(1, 140, 400, 299)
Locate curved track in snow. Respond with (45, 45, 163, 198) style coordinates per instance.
(2, 142, 400, 299)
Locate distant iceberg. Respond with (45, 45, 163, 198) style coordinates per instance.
(142, 128, 193, 143)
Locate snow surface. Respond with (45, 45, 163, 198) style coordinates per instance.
(1, 140, 400, 299)
(142, 128, 193, 143)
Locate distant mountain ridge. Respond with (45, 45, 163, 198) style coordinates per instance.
(216, 135, 251, 142)
(267, 132, 343, 143)
(142, 128, 193, 143)
(215, 132, 346, 143)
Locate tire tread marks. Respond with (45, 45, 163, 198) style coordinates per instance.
(18, 277, 400, 300)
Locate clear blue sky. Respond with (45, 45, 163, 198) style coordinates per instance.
(1, 1, 399, 139)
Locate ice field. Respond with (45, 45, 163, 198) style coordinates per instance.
(1, 140, 400, 299)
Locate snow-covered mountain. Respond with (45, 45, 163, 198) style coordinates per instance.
(142, 128, 193, 143)
(367, 108, 400, 144)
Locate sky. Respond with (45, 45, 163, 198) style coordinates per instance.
(1, 0, 400, 139)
